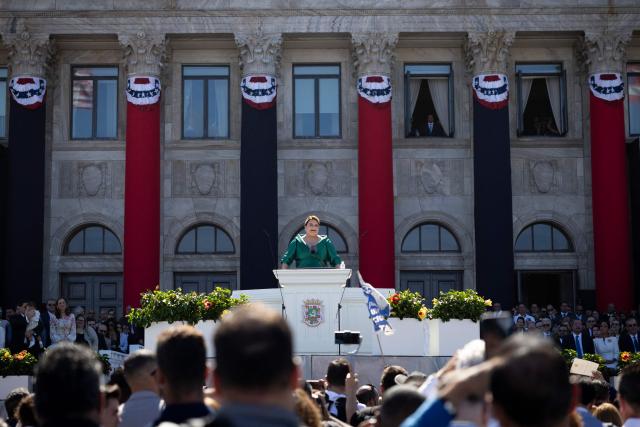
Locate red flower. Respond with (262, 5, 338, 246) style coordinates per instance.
(621, 352, 631, 362)
(203, 300, 212, 310)
(391, 294, 400, 304)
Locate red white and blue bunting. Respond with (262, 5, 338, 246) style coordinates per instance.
(126, 76, 161, 106)
(9, 76, 46, 109)
(589, 73, 624, 102)
(240, 74, 277, 110)
(357, 75, 392, 104)
(472, 73, 509, 110)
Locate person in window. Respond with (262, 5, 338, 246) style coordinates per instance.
(419, 114, 445, 137)
(280, 215, 344, 269)
(50, 297, 76, 345)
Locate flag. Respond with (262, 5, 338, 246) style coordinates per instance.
(358, 271, 393, 335)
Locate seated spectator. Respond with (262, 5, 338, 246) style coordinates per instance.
(513, 304, 535, 324)
(619, 363, 640, 425)
(100, 385, 120, 427)
(119, 350, 163, 427)
(153, 325, 210, 425)
(620, 318, 640, 353)
(74, 314, 98, 351)
(379, 385, 424, 427)
(561, 319, 595, 357)
(33, 343, 102, 426)
(3, 389, 28, 427)
(595, 320, 619, 372)
(14, 394, 37, 427)
(593, 403, 623, 426)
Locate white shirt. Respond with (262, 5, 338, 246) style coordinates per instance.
(325, 390, 365, 417)
(595, 336, 619, 368)
(623, 418, 640, 427)
(513, 314, 535, 324)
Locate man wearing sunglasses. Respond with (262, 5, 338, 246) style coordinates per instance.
(620, 318, 640, 353)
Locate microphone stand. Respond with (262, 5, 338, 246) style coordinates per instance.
(264, 229, 286, 319)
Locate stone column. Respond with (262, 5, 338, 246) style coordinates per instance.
(578, 29, 633, 310)
(119, 32, 166, 307)
(464, 30, 515, 307)
(2, 26, 53, 307)
(235, 32, 281, 289)
(352, 33, 397, 289)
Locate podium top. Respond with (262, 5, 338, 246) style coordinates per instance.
(273, 268, 352, 288)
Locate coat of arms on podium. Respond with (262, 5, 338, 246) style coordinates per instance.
(302, 299, 324, 327)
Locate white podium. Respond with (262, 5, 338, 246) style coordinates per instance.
(273, 268, 352, 354)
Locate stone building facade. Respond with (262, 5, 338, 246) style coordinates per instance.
(0, 1, 639, 317)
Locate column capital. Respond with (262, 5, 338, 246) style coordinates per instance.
(119, 32, 167, 77)
(3, 26, 55, 78)
(576, 29, 632, 75)
(351, 32, 398, 77)
(464, 30, 515, 76)
(235, 31, 282, 77)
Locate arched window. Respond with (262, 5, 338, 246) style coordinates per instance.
(515, 222, 573, 252)
(176, 224, 235, 254)
(64, 225, 121, 255)
(293, 224, 348, 253)
(401, 222, 460, 252)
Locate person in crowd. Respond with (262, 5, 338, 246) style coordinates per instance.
(562, 319, 595, 357)
(152, 325, 211, 425)
(324, 358, 361, 422)
(280, 215, 343, 269)
(3, 389, 29, 427)
(23, 302, 44, 357)
(618, 363, 640, 426)
(38, 300, 53, 349)
(526, 319, 538, 334)
(8, 302, 28, 354)
(611, 318, 622, 337)
(351, 365, 408, 426)
(539, 317, 554, 338)
(556, 324, 570, 347)
(490, 302, 504, 317)
(355, 384, 379, 408)
(50, 297, 76, 344)
(100, 385, 120, 427)
(119, 350, 163, 427)
(572, 375, 607, 427)
(595, 320, 620, 373)
(105, 320, 119, 351)
(74, 314, 99, 351)
(513, 304, 535, 324)
(513, 316, 526, 334)
(33, 343, 102, 427)
(586, 316, 597, 337)
(293, 388, 322, 427)
(118, 322, 131, 353)
(14, 394, 37, 427)
(575, 304, 585, 321)
(594, 403, 623, 427)
(620, 318, 640, 353)
(107, 368, 132, 404)
(530, 303, 541, 319)
(559, 302, 576, 321)
(607, 304, 618, 318)
(95, 322, 109, 350)
(593, 310, 601, 323)
(378, 385, 425, 427)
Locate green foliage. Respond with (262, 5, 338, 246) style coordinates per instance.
(127, 287, 248, 328)
(618, 351, 640, 371)
(428, 289, 491, 322)
(97, 352, 112, 375)
(0, 349, 38, 377)
(387, 290, 428, 321)
(562, 349, 607, 373)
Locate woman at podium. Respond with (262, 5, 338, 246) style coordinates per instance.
(280, 215, 344, 269)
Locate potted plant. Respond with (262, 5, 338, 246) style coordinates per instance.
(427, 289, 489, 356)
(0, 349, 38, 396)
(129, 287, 248, 357)
(374, 290, 429, 356)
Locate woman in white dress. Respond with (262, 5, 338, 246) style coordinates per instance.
(594, 320, 619, 371)
(50, 297, 76, 344)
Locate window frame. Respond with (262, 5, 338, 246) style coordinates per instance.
(69, 65, 119, 141)
(404, 63, 455, 138)
(176, 224, 236, 255)
(514, 222, 574, 253)
(0, 68, 7, 140)
(515, 62, 568, 138)
(292, 223, 349, 254)
(292, 63, 342, 139)
(627, 62, 640, 137)
(401, 222, 461, 253)
(64, 224, 122, 255)
(181, 65, 231, 140)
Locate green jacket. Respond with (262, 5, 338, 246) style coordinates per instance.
(280, 235, 342, 268)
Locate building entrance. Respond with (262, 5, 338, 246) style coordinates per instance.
(61, 274, 124, 319)
(517, 270, 575, 308)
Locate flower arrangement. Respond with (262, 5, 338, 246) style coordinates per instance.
(561, 349, 607, 373)
(619, 351, 640, 370)
(387, 290, 428, 321)
(128, 287, 248, 328)
(0, 349, 38, 377)
(429, 289, 491, 322)
(97, 352, 112, 375)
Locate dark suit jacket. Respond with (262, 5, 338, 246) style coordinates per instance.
(421, 121, 445, 137)
(561, 333, 595, 355)
(619, 334, 640, 353)
(9, 314, 28, 353)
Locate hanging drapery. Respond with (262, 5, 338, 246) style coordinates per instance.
(545, 76, 562, 132)
(4, 76, 48, 306)
(427, 78, 449, 136)
(588, 72, 633, 310)
(471, 73, 514, 309)
(123, 76, 162, 307)
(520, 77, 534, 116)
(240, 74, 278, 289)
(357, 75, 395, 289)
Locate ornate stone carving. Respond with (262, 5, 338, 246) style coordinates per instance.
(396, 159, 465, 197)
(190, 163, 220, 196)
(235, 31, 282, 76)
(119, 32, 167, 76)
(351, 33, 398, 77)
(58, 161, 122, 199)
(576, 29, 632, 74)
(530, 161, 556, 194)
(3, 22, 54, 78)
(464, 30, 514, 75)
(284, 160, 352, 197)
(80, 164, 105, 197)
(418, 161, 444, 195)
(172, 160, 239, 197)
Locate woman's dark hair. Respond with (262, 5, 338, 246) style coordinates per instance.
(15, 394, 38, 427)
(55, 297, 71, 319)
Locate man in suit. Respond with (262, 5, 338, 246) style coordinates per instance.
(561, 319, 595, 357)
(9, 302, 28, 353)
(620, 318, 640, 353)
(420, 114, 445, 137)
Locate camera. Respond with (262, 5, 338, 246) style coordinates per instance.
(334, 330, 362, 345)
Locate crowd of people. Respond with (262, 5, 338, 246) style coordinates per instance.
(2, 302, 640, 427)
(0, 298, 142, 357)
